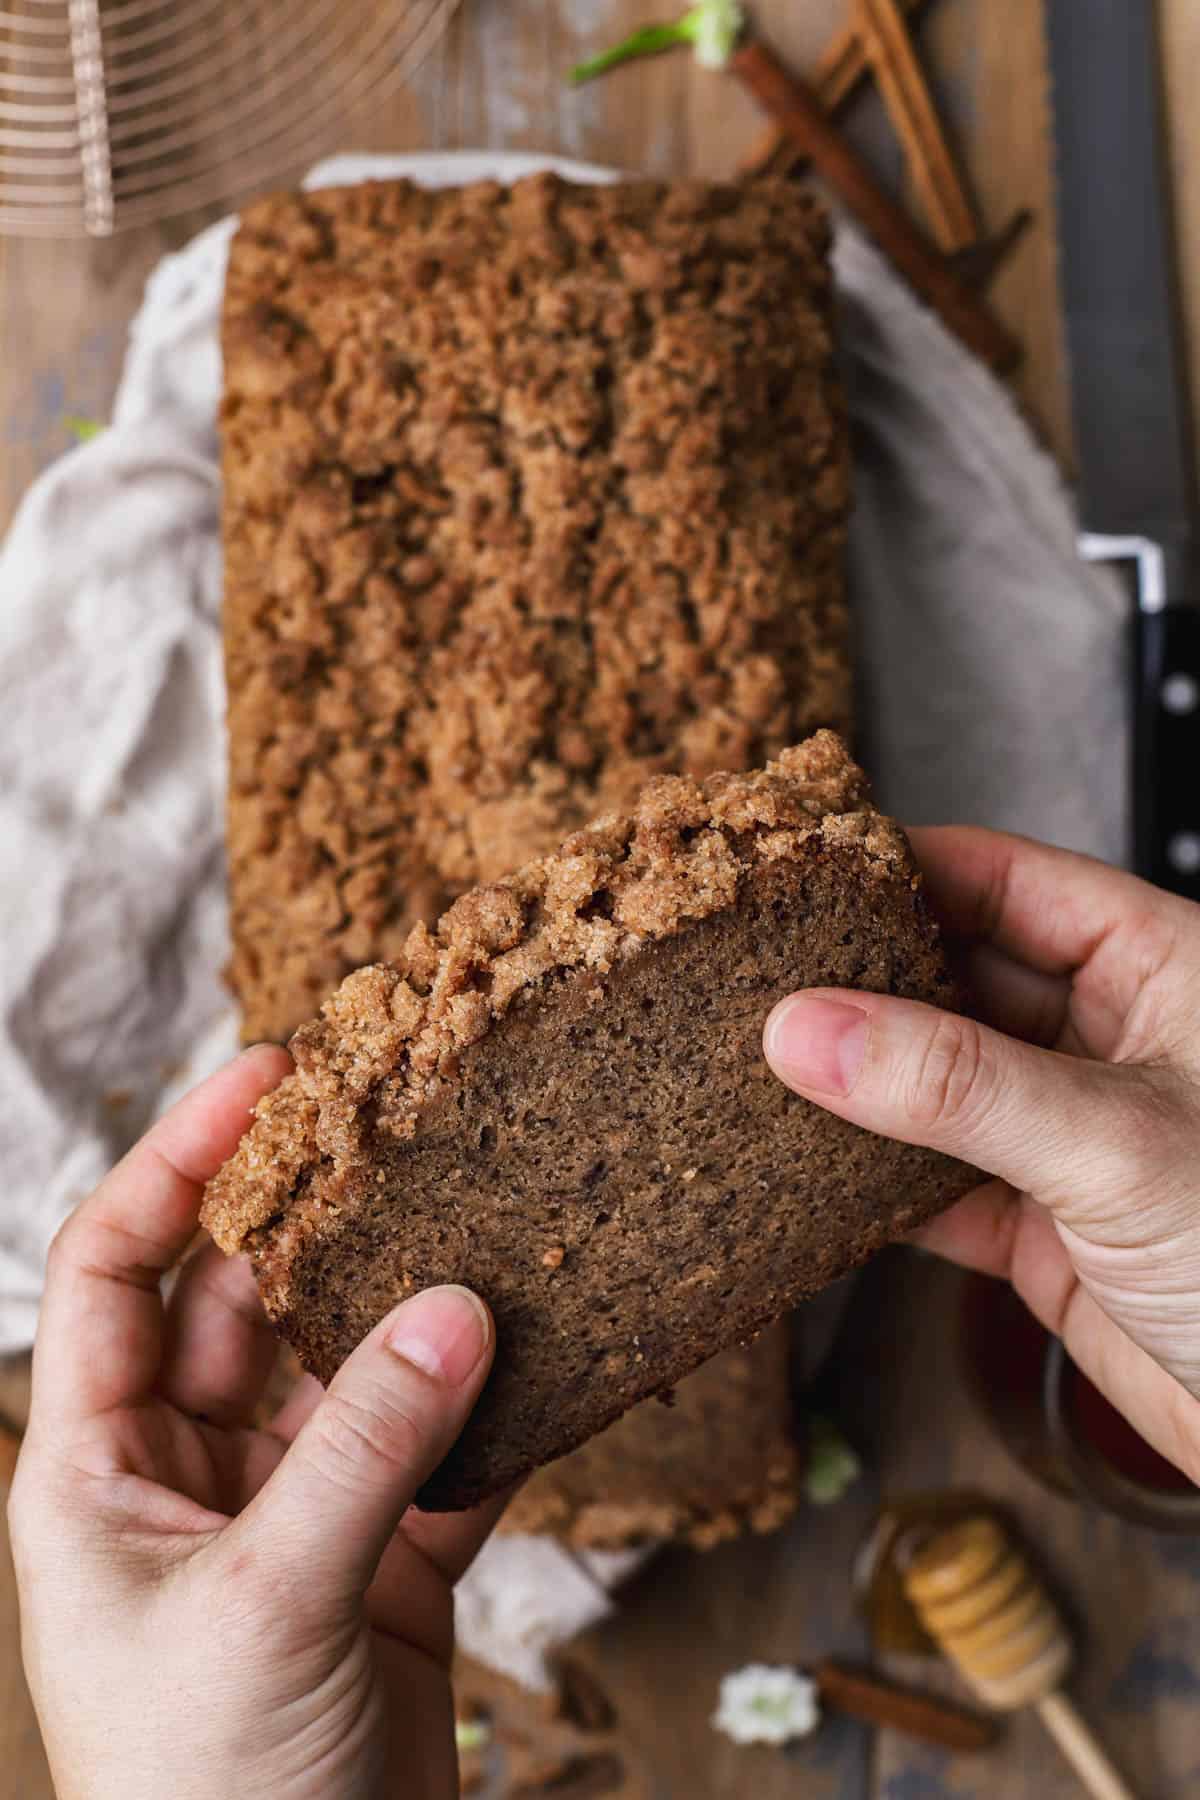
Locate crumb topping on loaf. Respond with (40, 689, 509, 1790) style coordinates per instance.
(203, 732, 905, 1254)
(501, 1330, 802, 1551)
(221, 172, 851, 1041)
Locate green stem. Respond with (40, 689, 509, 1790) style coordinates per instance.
(569, 22, 689, 85)
(63, 414, 104, 442)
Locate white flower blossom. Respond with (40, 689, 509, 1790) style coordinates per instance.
(688, 0, 745, 68)
(712, 1664, 820, 1746)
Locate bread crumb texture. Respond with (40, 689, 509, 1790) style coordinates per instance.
(501, 1328, 803, 1550)
(202, 735, 977, 1510)
(221, 173, 851, 1042)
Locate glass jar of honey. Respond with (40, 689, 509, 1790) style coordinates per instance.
(959, 1271, 1200, 1532)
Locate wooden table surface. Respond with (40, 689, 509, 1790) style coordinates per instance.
(3, 2, 1200, 1795)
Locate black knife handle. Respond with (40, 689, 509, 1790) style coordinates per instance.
(1134, 605, 1200, 900)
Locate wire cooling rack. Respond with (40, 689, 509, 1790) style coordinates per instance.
(0, 0, 460, 236)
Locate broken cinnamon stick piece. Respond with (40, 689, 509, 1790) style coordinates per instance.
(736, 0, 929, 177)
(951, 206, 1034, 290)
(730, 38, 1020, 372)
(854, 0, 977, 253)
(812, 1659, 1001, 1751)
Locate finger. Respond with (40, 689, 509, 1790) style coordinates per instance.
(252, 1351, 510, 1650)
(921, 1190, 1097, 1362)
(957, 945, 1071, 1050)
(910, 1179, 1023, 1274)
(1058, 1284, 1200, 1487)
(914, 1188, 1086, 1343)
(267, 1370, 324, 1443)
(906, 827, 1169, 975)
(227, 1286, 493, 1618)
(264, 1370, 512, 1591)
(922, 1190, 1200, 1484)
(397, 1487, 513, 1587)
(911, 828, 1200, 1067)
(363, 1490, 513, 1644)
(32, 1046, 291, 1435)
(918, 1194, 1200, 1485)
(762, 990, 1177, 1208)
(159, 1243, 280, 1427)
(184, 1417, 293, 1517)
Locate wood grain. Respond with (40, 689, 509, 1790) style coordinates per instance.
(2, 4, 1200, 1797)
(1159, 0, 1200, 495)
(854, 0, 978, 251)
(730, 38, 1019, 369)
(932, 0, 1072, 460)
(737, 0, 928, 176)
(860, 1255, 1200, 1799)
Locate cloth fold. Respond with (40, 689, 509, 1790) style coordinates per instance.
(0, 149, 1126, 1685)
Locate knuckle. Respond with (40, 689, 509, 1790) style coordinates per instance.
(1097, 1073, 1186, 1198)
(210, 1542, 292, 1645)
(307, 1386, 425, 1489)
(44, 1217, 77, 1278)
(907, 1013, 994, 1133)
(1110, 909, 1184, 1063)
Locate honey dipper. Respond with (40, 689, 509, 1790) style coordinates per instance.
(901, 1516, 1137, 1800)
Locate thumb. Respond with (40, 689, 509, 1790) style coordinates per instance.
(237, 1285, 493, 1608)
(762, 990, 1167, 1208)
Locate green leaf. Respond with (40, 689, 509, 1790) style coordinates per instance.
(568, 2, 743, 83)
(570, 22, 691, 84)
(64, 415, 104, 442)
(805, 1414, 861, 1506)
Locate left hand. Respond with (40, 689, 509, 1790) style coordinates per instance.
(9, 1046, 500, 1800)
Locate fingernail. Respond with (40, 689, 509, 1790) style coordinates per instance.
(763, 995, 869, 1097)
(385, 1285, 490, 1386)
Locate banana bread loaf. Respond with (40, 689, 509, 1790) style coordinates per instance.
(220, 173, 851, 1043)
(202, 733, 976, 1511)
(500, 1327, 801, 1550)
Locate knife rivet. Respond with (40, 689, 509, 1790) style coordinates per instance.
(1166, 832, 1200, 876)
(1161, 673, 1199, 717)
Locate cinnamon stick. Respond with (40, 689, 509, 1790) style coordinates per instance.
(854, 0, 977, 253)
(812, 1659, 1000, 1752)
(730, 39, 1020, 373)
(736, 0, 928, 177)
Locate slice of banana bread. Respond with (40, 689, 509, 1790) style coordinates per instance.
(202, 733, 975, 1511)
(500, 1328, 801, 1550)
(221, 172, 850, 1043)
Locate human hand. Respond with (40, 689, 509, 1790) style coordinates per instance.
(763, 828, 1200, 1483)
(9, 1047, 499, 1800)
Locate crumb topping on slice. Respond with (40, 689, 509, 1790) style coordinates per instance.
(202, 732, 906, 1254)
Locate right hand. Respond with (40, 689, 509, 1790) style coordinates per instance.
(763, 827, 1200, 1482)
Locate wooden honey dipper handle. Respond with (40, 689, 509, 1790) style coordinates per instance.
(902, 1517, 1138, 1800)
(1035, 1693, 1138, 1800)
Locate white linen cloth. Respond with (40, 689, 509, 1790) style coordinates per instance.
(0, 151, 1126, 1686)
